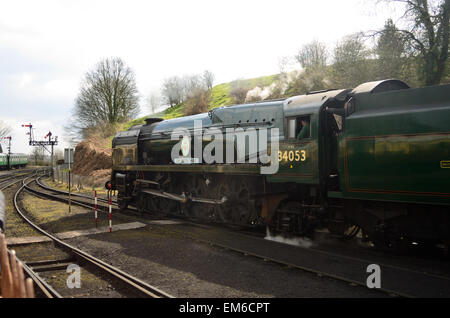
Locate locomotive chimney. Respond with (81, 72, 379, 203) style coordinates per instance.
(144, 117, 164, 126)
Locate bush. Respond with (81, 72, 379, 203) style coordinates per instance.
(184, 88, 211, 116)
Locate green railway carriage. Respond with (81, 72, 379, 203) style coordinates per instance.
(109, 79, 450, 248)
(0, 153, 28, 169)
(0, 154, 7, 168)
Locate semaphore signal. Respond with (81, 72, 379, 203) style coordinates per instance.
(22, 123, 58, 179)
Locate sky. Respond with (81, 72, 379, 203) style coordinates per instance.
(0, 0, 406, 154)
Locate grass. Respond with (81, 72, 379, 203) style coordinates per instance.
(163, 103, 185, 119)
(21, 192, 137, 233)
(122, 117, 146, 131)
(209, 82, 232, 109)
(237, 74, 279, 89)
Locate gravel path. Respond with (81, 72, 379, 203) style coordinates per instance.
(66, 225, 383, 298)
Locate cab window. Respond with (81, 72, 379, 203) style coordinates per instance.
(287, 115, 311, 140)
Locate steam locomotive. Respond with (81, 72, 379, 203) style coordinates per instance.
(108, 79, 450, 248)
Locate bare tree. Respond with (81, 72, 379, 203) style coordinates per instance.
(0, 121, 11, 140)
(203, 70, 215, 90)
(74, 57, 140, 136)
(31, 147, 45, 166)
(374, 0, 449, 85)
(182, 74, 206, 97)
(161, 73, 214, 108)
(161, 76, 185, 107)
(295, 40, 328, 70)
(146, 92, 161, 114)
(292, 40, 331, 92)
(183, 73, 211, 115)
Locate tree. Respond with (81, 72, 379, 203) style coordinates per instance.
(146, 92, 161, 114)
(331, 33, 374, 88)
(183, 74, 210, 115)
(0, 121, 11, 154)
(295, 40, 328, 70)
(161, 76, 185, 107)
(294, 40, 330, 92)
(161, 73, 213, 108)
(203, 70, 215, 90)
(31, 147, 45, 165)
(182, 74, 206, 98)
(376, 0, 449, 85)
(376, 19, 408, 79)
(74, 57, 140, 135)
(0, 121, 11, 140)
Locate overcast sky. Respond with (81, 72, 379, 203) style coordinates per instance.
(0, 0, 406, 154)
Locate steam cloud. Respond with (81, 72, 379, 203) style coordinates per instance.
(264, 226, 315, 248)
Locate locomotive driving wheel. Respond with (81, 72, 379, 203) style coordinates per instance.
(189, 175, 215, 221)
(233, 179, 254, 225)
(215, 177, 254, 226)
(215, 181, 234, 223)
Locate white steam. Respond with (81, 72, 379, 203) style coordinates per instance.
(264, 227, 315, 248)
(245, 83, 276, 102)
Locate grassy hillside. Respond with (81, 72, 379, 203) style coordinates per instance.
(122, 74, 278, 131)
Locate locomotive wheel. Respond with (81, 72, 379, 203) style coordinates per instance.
(190, 175, 215, 220)
(233, 179, 253, 225)
(215, 181, 234, 223)
(215, 177, 253, 225)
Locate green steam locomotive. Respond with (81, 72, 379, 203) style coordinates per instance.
(108, 79, 450, 248)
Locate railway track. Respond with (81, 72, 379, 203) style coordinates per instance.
(35, 175, 116, 203)
(0, 169, 42, 189)
(31, 175, 121, 211)
(32, 175, 450, 298)
(6, 174, 172, 298)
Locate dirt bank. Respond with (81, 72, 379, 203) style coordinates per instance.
(72, 137, 112, 180)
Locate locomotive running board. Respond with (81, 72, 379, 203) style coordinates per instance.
(141, 189, 227, 205)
